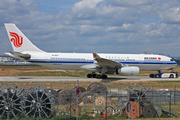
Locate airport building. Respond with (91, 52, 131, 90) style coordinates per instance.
(0, 54, 32, 65)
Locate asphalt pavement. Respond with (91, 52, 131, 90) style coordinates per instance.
(0, 76, 179, 82)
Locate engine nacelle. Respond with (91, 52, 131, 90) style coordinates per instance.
(116, 66, 140, 76)
(80, 64, 98, 72)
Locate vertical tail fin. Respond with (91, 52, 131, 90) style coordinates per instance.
(4, 23, 44, 53)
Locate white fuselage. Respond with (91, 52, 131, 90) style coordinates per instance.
(26, 52, 177, 73)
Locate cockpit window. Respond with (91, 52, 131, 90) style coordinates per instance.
(170, 59, 174, 61)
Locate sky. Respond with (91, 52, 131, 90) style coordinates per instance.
(1, 0, 180, 56)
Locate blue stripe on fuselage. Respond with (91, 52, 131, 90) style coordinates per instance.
(28, 59, 177, 65)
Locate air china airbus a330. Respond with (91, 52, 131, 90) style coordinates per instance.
(4, 23, 177, 79)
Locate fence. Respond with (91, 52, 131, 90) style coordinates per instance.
(0, 81, 179, 119)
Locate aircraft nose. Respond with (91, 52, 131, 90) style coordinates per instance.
(174, 61, 177, 67)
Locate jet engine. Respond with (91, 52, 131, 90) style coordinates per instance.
(116, 66, 140, 76)
(80, 64, 98, 72)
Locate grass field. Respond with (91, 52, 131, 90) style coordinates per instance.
(0, 65, 180, 77)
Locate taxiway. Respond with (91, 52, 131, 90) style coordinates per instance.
(0, 76, 179, 82)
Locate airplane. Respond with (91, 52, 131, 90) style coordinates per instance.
(4, 23, 177, 79)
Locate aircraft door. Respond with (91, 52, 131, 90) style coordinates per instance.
(139, 55, 144, 64)
(85, 55, 92, 63)
(45, 53, 51, 62)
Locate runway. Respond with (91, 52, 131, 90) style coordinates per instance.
(0, 76, 180, 82)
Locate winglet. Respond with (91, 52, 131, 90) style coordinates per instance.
(93, 52, 101, 59)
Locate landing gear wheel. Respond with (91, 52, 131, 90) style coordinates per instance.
(87, 74, 92, 78)
(92, 74, 97, 78)
(149, 74, 154, 78)
(170, 74, 174, 78)
(101, 75, 107, 79)
(155, 74, 160, 78)
(96, 75, 101, 79)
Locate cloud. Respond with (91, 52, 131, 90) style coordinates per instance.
(104, 0, 153, 7)
(1, 0, 180, 56)
(145, 30, 164, 38)
(78, 25, 105, 36)
(105, 23, 136, 33)
(159, 7, 180, 24)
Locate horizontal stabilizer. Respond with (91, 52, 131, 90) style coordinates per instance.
(9, 51, 31, 60)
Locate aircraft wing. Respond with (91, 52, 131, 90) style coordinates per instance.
(93, 52, 122, 68)
(7, 51, 31, 60)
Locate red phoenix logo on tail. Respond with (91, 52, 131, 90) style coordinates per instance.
(9, 32, 23, 48)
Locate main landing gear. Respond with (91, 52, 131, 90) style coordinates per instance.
(87, 72, 108, 79)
